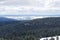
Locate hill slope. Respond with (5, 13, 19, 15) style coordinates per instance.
(0, 17, 60, 40)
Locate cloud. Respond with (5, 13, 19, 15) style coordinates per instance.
(0, 0, 60, 15)
(0, 0, 5, 1)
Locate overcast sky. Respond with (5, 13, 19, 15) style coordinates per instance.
(0, 0, 60, 16)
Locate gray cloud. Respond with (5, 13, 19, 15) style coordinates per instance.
(53, 1, 60, 7)
(0, 0, 5, 1)
(0, 0, 30, 6)
(0, 0, 46, 7)
(0, 0, 60, 15)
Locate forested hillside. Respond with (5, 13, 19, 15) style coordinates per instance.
(0, 17, 60, 40)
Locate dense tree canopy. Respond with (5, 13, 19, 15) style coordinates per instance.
(0, 17, 60, 40)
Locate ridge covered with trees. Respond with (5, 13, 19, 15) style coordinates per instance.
(0, 17, 60, 40)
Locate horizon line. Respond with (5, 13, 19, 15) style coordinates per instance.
(0, 15, 60, 16)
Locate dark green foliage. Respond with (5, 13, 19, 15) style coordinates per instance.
(0, 17, 60, 40)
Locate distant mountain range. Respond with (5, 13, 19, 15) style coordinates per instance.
(0, 17, 60, 40)
(0, 17, 18, 22)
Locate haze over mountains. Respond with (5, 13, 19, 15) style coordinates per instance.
(0, 16, 44, 21)
(0, 16, 60, 21)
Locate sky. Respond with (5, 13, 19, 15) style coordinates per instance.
(0, 0, 60, 16)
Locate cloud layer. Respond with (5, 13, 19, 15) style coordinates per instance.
(0, 0, 60, 15)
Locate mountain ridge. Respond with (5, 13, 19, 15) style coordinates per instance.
(0, 17, 60, 40)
